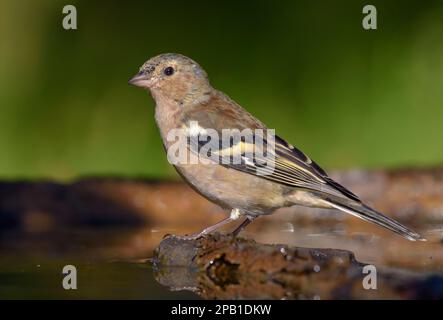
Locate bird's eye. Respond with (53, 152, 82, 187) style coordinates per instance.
(164, 66, 174, 76)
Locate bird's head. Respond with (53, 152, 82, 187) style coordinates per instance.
(129, 53, 211, 104)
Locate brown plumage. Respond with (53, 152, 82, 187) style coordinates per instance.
(129, 53, 424, 241)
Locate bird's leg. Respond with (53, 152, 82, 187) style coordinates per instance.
(231, 215, 256, 237)
(169, 209, 243, 240)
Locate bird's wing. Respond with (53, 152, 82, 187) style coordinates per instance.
(201, 132, 359, 202)
(271, 135, 360, 202)
(181, 100, 360, 202)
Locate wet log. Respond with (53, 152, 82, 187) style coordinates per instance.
(153, 233, 443, 299)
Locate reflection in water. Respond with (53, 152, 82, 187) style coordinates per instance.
(0, 228, 199, 299)
(0, 221, 442, 299)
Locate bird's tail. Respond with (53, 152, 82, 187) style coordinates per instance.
(321, 197, 425, 241)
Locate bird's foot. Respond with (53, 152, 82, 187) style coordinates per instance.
(163, 209, 247, 241)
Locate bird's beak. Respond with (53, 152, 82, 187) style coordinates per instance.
(128, 72, 151, 88)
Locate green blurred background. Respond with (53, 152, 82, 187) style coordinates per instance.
(1, 0, 442, 181)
